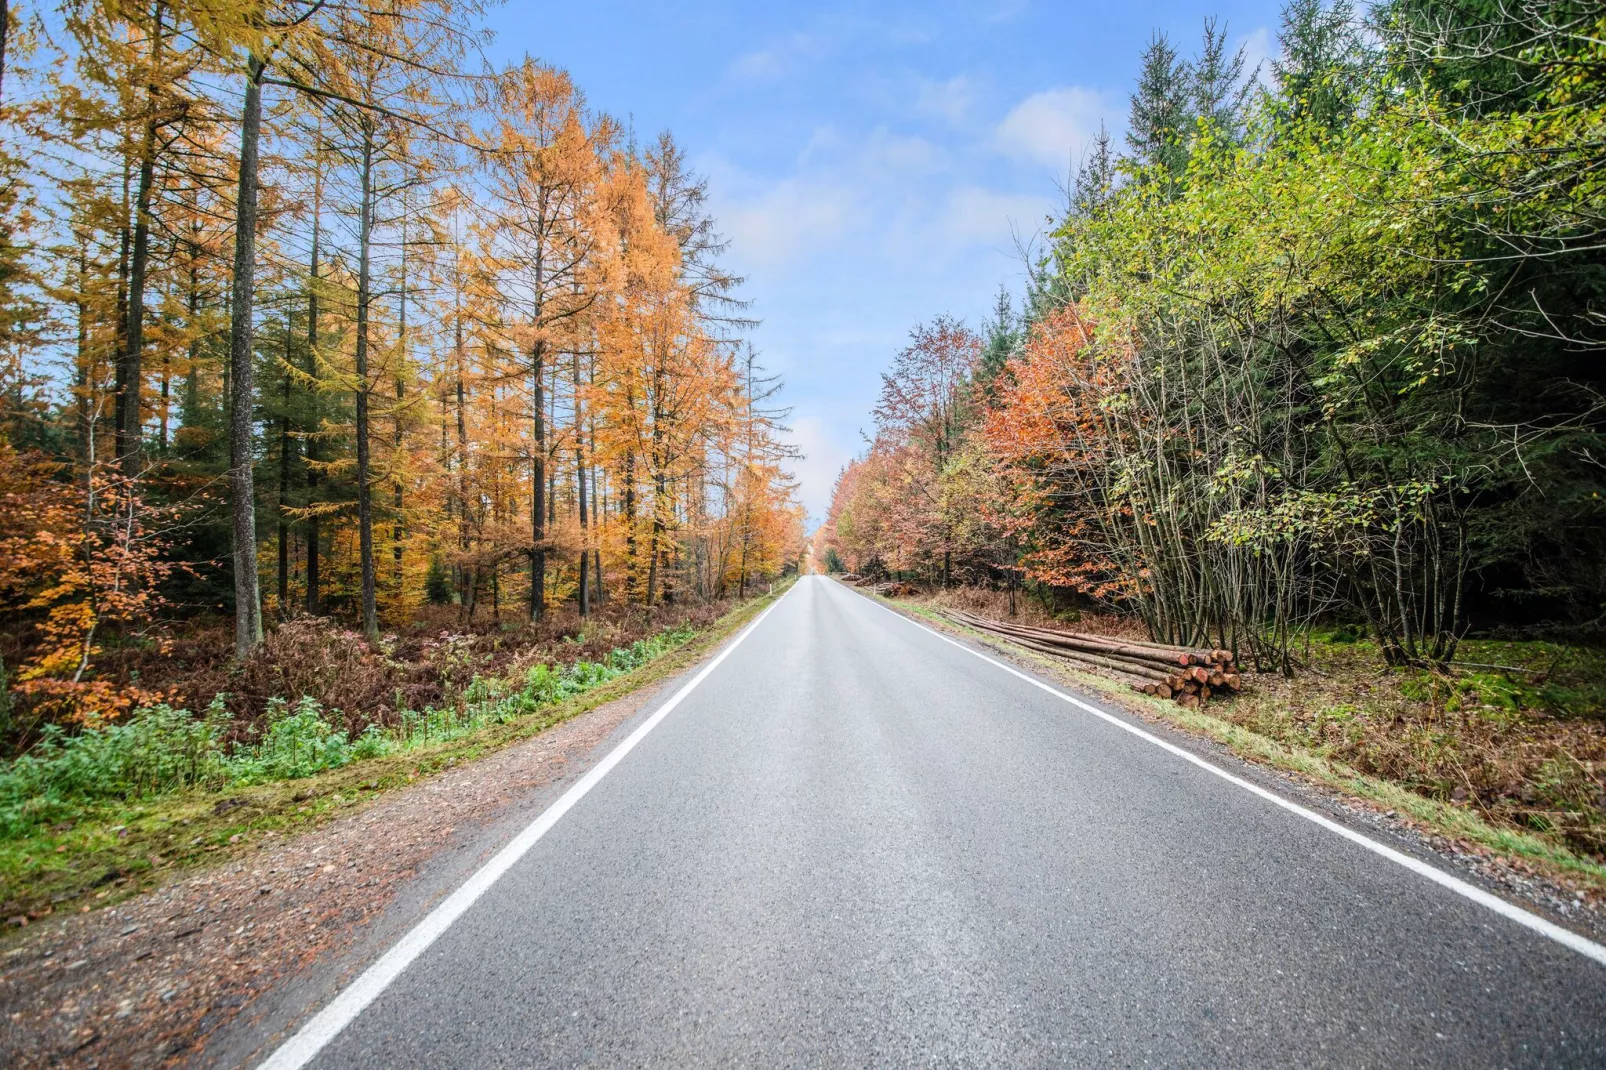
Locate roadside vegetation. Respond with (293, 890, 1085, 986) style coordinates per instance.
(0, 587, 789, 924)
(819, 1, 1606, 881)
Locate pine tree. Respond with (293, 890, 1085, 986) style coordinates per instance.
(1193, 17, 1252, 143)
(1272, 0, 1363, 132)
(1126, 31, 1193, 188)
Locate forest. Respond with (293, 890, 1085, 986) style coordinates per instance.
(819, 2, 1606, 862)
(0, 0, 804, 813)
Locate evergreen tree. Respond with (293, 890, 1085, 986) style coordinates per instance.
(975, 286, 1020, 399)
(1272, 0, 1365, 132)
(1073, 123, 1116, 217)
(1127, 31, 1193, 189)
(1193, 17, 1252, 142)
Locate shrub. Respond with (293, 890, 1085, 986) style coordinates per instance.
(0, 699, 230, 836)
(227, 697, 354, 783)
(0, 621, 704, 841)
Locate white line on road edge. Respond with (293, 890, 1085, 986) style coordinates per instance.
(256, 585, 798, 1070)
(839, 580, 1606, 970)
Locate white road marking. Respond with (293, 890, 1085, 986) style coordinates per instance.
(255, 585, 798, 1070)
(837, 579, 1606, 970)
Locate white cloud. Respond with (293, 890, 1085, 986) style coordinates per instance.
(940, 186, 1055, 246)
(995, 85, 1112, 170)
(1239, 26, 1273, 90)
(979, 0, 1028, 24)
(784, 414, 855, 525)
(716, 176, 861, 271)
(705, 128, 946, 273)
(914, 74, 977, 127)
(728, 32, 823, 82)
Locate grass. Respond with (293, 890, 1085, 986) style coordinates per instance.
(0, 581, 793, 927)
(890, 596, 1606, 894)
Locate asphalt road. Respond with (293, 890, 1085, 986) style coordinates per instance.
(284, 576, 1606, 1068)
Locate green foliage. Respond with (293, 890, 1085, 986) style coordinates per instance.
(0, 626, 700, 842)
(227, 697, 355, 784)
(0, 699, 231, 836)
(1011, 0, 1606, 666)
(424, 556, 454, 604)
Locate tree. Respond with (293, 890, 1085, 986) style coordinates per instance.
(1193, 16, 1252, 141)
(1126, 31, 1192, 188)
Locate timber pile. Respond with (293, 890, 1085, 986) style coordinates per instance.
(837, 574, 917, 597)
(941, 609, 1240, 707)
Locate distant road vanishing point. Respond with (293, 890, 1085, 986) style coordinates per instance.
(261, 575, 1606, 1069)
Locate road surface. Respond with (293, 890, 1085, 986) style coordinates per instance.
(270, 576, 1606, 1068)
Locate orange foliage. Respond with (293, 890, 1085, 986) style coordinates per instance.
(0, 439, 174, 725)
(981, 305, 1129, 597)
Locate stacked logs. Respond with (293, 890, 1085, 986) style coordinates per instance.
(941, 609, 1240, 707)
(842, 575, 917, 597)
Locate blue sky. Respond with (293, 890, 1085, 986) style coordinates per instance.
(485, 1, 1287, 524)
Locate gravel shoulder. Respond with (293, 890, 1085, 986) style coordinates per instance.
(0, 650, 700, 1069)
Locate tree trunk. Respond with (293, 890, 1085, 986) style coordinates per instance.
(0, 0, 10, 103)
(276, 326, 292, 615)
(354, 125, 378, 638)
(113, 162, 130, 461)
(393, 222, 407, 584)
(228, 54, 265, 660)
(455, 328, 470, 615)
(623, 450, 636, 602)
(304, 161, 322, 614)
(574, 350, 588, 618)
(529, 336, 546, 621)
(118, 1, 165, 478)
(645, 472, 665, 607)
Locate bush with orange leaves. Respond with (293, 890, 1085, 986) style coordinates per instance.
(0, 438, 174, 742)
(980, 306, 1130, 601)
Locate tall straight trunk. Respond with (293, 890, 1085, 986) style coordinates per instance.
(645, 387, 666, 605)
(74, 245, 92, 471)
(738, 523, 750, 599)
(645, 475, 664, 607)
(623, 449, 636, 601)
(0, 0, 10, 103)
(158, 350, 169, 449)
(455, 327, 471, 615)
(588, 376, 604, 605)
(392, 220, 407, 579)
(574, 350, 588, 617)
(354, 125, 378, 638)
(304, 156, 322, 614)
(529, 336, 546, 620)
(113, 163, 131, 457)
(228, 54, 265, 660)
(276, 325, 292, 614)
(118, 1, 165, 478)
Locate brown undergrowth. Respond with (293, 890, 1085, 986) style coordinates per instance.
(33, 600, 732, 749)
